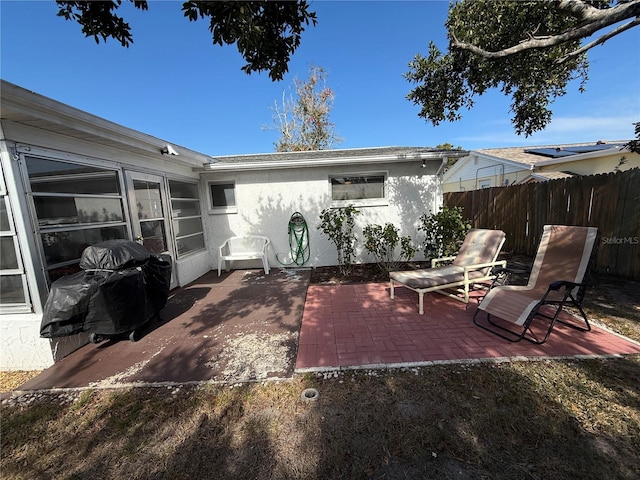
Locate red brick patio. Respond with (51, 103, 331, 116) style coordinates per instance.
(295, 282, 640, 371)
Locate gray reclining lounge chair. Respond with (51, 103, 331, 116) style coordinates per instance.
(473, 225, 597, 344)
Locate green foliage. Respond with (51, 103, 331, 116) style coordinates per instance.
(418, 205, 471, 260)
(270, 65, 343, 151)
(55, 0, 317, 81)
(55, 0, 149, 47)
(318, 205, 359, 276)
(625, 122, 640, 154)
(405, 0, 596, 136)
(435, 143, 464, 151)
(363, 223, 416, 273)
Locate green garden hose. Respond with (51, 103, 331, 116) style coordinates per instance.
(277, 212, 310, 266)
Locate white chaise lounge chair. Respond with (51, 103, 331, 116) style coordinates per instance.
(389, 228, 507, 315)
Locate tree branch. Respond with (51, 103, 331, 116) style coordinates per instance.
(452, 0, 640, 59)
(557, 16, 640, 64)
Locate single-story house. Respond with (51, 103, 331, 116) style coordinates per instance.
(443, 141, 639, 192)
(0, 80, 466, 370)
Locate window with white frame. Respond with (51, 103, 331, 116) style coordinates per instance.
(0, 166, 30, 311)
(330, 173, 386, 205)
(24, 155, 128, 284)
(169, 180, 205, 257)
(208, 181, 236, 213)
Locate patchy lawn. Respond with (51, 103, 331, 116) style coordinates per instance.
(2, 358, 639, 480)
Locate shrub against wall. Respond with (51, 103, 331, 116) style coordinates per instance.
(418, 205, 471, 261)
(363, 223, 416, 273)
(318, 205, 359, 275)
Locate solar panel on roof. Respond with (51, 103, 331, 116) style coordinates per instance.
(524, 148, 576, 158)
(562, 144, 618, 153)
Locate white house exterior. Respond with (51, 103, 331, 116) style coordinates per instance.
(443, 142, 638, 192)
(0, 80, 464, 370)
(198, 148, 461, 270)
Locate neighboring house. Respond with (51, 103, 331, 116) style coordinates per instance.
(443, 141, 639, 192)
(0, 80, 465, 370)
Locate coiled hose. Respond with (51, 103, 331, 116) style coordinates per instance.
(277, 212, 310, 266)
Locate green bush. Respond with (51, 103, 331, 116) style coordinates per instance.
(318, 205, 359, 275)
(363, 223, 415, 273)
(418, 205, 471, 261)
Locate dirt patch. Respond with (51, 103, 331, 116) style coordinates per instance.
(207, 331, 298, 382)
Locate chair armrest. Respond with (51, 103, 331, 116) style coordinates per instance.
(431, 256, 456, 268)
(219, 239, 230, 256)
(462, 260, 507, 273)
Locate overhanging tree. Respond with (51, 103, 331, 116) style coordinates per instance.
(405, 0, 640, 136)
(267, 65, 343, 151)
(55, 0, 317, 81)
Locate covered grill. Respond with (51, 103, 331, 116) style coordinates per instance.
(40, 240, 171, 343)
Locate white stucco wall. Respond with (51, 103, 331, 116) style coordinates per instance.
(203, 162, 442, 269)
(0, 315, 54, 370)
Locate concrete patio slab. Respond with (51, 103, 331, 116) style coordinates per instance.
(17, 268, 310, 391)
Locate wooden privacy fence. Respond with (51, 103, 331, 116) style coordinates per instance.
(444, 168, 640, 279)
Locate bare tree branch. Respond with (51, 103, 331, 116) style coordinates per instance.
(452, 0, 640, 59)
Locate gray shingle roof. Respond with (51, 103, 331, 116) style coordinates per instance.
(207, 146, 464, 164)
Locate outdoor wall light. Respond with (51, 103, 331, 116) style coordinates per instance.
(161, 144, 179, 156)
(421, 159, 426, 168)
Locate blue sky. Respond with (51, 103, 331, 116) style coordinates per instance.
(1, 1, 639, 155)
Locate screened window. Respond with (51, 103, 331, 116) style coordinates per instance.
(208, 182, 236, 213)
(170, 180, 204, 257)
(330, 174, 385, 204)
(25, 156, 127, 284)
(0, 167, 30, 311)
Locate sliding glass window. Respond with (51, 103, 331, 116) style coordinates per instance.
(0, 166, 30, 312)
(169, 180, 204, 257)
(25, 156, 127, 283)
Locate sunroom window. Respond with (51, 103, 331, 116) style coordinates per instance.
(0, 168, 30, 312)
(25, 156, 127, 284)
(169, 180, 204, 257)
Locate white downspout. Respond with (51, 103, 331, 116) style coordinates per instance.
(436, 157, 448, 177)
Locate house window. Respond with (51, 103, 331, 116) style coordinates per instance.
(25, 155, 128, 284)
(169, 180, 205, 257)
(330, 173, 386, 206)
(0, 169, 30, 312)
(479, 180, 491, 189)
(208, 182, 237, 213)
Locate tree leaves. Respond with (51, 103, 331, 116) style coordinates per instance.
(404, 0, 636, 136)
(55, 0, 317, 81)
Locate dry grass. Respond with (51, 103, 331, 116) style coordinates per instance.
(2, 358, 639, 480)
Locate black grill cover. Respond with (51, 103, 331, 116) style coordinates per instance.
(79, 239, 150, 270)
(41, 241, 172, 338)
